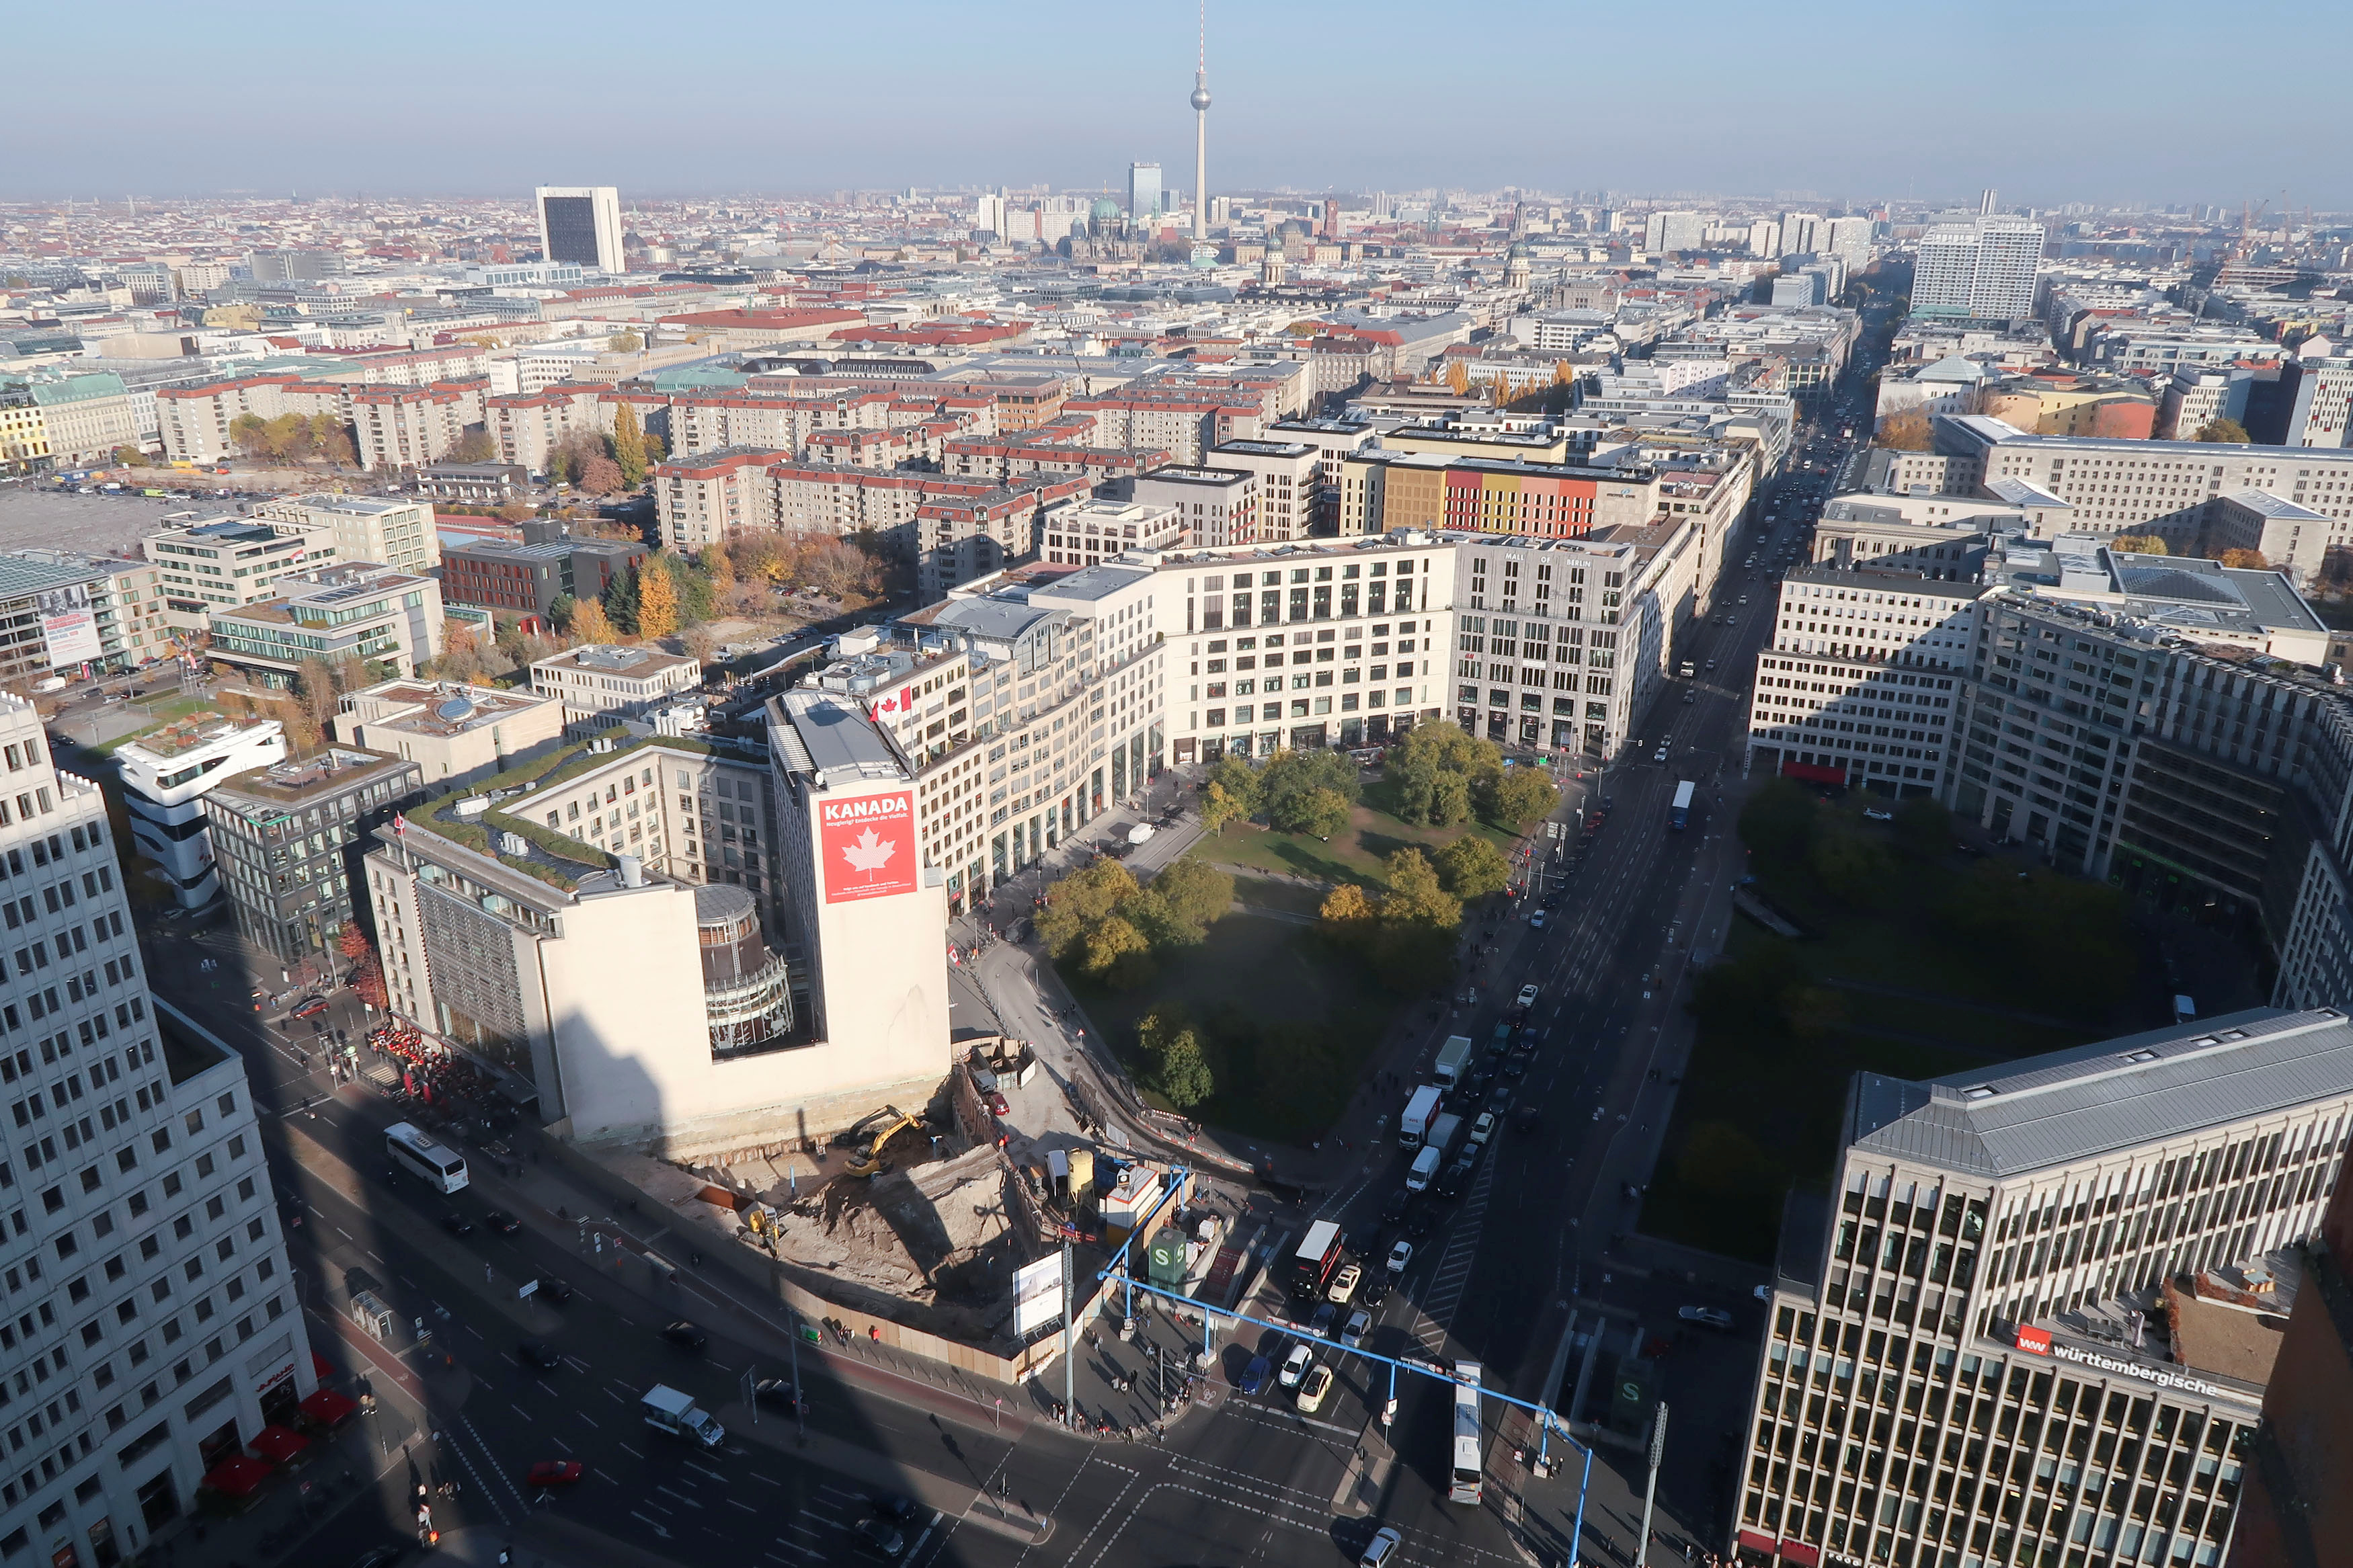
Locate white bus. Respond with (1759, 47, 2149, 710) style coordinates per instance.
(1449, 1360, 1484, 1505)
(386, 1122, 469, 1194)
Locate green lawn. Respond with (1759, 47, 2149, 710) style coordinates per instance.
(1185, 789, 1518, 890)
(1641, 797, 2151, 1265)
(1073, 912, 1394, 1145)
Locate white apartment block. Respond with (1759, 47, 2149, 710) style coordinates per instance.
(0, 698, 311, 1568)
(1208, 439, 1320, 542)
(113, 716, 287, 909)
(529, 645, 703, 729)
(1738, 1008, 2352, 1568)
(1913, 218, 2046, 323)
(1132, 465, 1259, 548)
(252, 495, 440, 577)
(347, 385, 476, 474)
(1037, 498, 1180, 569)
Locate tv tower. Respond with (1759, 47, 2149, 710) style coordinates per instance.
(1190, 1, 1210, 241)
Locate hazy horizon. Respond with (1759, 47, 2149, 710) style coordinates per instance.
(13, 0, 2352, 210)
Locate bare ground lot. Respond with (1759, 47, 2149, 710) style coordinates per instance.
(0, 488, 223, 556)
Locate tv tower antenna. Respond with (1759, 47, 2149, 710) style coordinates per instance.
(1190, 0, 1210, 243)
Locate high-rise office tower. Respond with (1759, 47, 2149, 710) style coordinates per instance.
(1737, 1007, 2352, 1568)
(1825, 215, 1875, 268)
(1911, 216, 2046, 323)
(1127, 163, 1162, 224)
(533, 186, 623, 274)
(0, 695, 313, 1565)
(1979, 186, 1999, 216)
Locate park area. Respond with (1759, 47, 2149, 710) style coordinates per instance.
(1640, 780, 2175, 1265)
(1043, 731, 1558, 1145)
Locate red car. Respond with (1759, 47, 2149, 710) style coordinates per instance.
(524, 1460, 582, 1489)
(290, 997, 330, 1020)
(984, 1090, 1010, 1117)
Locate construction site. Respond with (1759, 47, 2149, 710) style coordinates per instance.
(590, 1036, 1231, 1358)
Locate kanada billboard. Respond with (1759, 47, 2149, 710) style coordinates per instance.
(820, 791, 916, 904)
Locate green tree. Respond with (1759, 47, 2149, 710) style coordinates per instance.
(2110, 534, 2169, 555)
(1390, 723, 1500, 826)
(1738, 778, 1817, 868)
(1293, 786, 1351, 839)
(1891, 796, 1952, 862)
(1318, 882, 1375, 927)
(607, 331, 644, 353)
(1035, 860, 1142, 962)
(112, 445, 148, 467)
(1478, 766, 1559, 828)
(2193, 417, 2251, 444)
(1149, 860, 1233, 940)
(1199, 753, 1262, 832)
(612, 403, 649, 488)
(1808, 817, 1898, 910)
(1138, 1012, 1215, 1110)
(602, 563, 641, 634)
(1154, 1028, 1214, 1110)
(1434, 834, 1511, 899)
(1258, 749, 1358, 832)
(636, 559, 680, 639)
(450, 427, 496, 463)
(1378, 848, 1462, 930)
(547, 591, 577, 631)
(1080, 915, 1153, 985)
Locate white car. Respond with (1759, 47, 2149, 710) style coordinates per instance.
(1385, 1240, 1413, 1275)
(1515, 984, 1540, 1009)
(1653, 747, 1669, 763)
(1279, 1342, 1315, 1389)
(1328, 1262, 1362, 1305)
(1468, 1112, 1496, 1148)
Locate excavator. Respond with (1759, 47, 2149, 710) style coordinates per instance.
(844, 1106, 925, 1178)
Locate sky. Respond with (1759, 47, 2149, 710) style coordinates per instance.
(13, 0, 2353, 210)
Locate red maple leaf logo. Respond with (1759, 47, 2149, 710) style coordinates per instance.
(840, 826, 898, 874)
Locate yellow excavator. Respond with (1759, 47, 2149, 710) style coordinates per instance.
(844, 1106, 924, 1178)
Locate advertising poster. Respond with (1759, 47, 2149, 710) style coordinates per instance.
(820, 790, 916, 903)
(36, 583, 102, 669)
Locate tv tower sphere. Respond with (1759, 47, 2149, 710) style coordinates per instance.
(1191, 83, 1211, 110)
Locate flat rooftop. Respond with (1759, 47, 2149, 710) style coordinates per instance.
(1849, 1006, 2353, 1180)
(769, 690, 908, 788)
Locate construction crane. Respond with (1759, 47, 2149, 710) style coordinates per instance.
(2236, 198, 2270, 263)
(844, 1106, 925, 1178)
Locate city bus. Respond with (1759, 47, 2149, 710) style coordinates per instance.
(1288, 1219, 1345, 1300)
(1449, 1360, 1484, 1504)
(385, 1122, 469, 1193)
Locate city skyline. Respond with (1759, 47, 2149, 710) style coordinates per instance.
(13, 0, 2353, 204)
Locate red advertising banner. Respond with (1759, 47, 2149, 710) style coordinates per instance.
(2014, 1324, 2052, 1355)
(820, 791, 916, 903)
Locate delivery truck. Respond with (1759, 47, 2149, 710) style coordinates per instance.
(1408, 1112, 1463, 1192)
(1433, 1034, 1474, 1088)
(641, 1384, 725, 1448)
(1671, 780, 1696, 830)
(1399, 1084, 1442, 1147)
